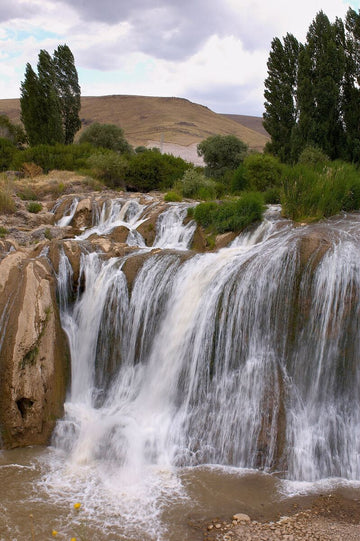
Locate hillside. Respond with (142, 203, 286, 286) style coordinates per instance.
(0, 95, 269, 153)
(222, 114, 269, 137)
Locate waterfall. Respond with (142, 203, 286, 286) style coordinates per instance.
(52, 205, 360, 483)
(45, 203, 360, 539)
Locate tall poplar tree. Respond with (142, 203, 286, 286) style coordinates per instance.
(343, 8, 360, 161)
(53, 45, 81, 144)
(295, 12, 346, 159)
(20, 45, 81, 146)
(263, 33, 301, 162)
(20, 63, 41, 146)
(37, 49, 64, 144)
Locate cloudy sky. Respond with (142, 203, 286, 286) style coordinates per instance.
(0, 0, 359, 115)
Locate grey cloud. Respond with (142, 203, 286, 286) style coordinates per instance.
(58, 0, 253, 61)
(0, 3, 37, 22)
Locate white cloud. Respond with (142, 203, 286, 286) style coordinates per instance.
(0, 0, 357, 114)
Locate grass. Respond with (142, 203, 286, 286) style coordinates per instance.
(27, 201, 42, 213)
(192, 192, 264, 234)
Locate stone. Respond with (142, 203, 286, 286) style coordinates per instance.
(233, 513, 251, 523)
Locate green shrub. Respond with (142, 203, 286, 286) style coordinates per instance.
(193, 192, 264, 233)
(298, 145, 329, 168)
(12, 143, 94, 172)
(87, 150, 128, 188)
(79, 123, 133, 154)
(0, 226, 8, 237)
(197, 134, 248, 178)
(164, 191, 183, 202)
(124, 150, 189, 192)
(0, 138, 17, 170)
(176, 169, 217, 200)
(243, 153, 283, 192)
(230, 164, 249, 192)
(264, 186, 281, 204)
(281, 161, 360, 221)
(27, 201, 42, 213)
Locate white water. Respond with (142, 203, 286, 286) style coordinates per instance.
(26, 203, 360, 538)
(56, 197, 79, 227)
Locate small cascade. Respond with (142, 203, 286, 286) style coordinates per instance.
(76, 198, 146, 240)
(56, 198, 79, 227)
(153, 204, 196, 250)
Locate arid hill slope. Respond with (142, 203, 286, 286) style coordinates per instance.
(0, 95, 269, 151)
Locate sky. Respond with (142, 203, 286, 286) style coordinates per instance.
(0, 0, 359, 116)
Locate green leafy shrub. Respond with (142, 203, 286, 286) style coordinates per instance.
(193, 192, 264, 233)
(12, 143, 94, 172)
(79, 123, 133, 154)
(27, 201, 42, 213)
(87, 150, 128, 188)
(230, 164, 249, 192)
(298, 145, 329, 167)
(197, 134, 248, 178)
(124, 150, 189, 192)
(243, 153, 283, 191)
(264, 186, 281, 204)
(176, 168, 217, 200)
(164, 191, 183, 202)
(0, 138, 17, 170)
(0, 226, 8, 237)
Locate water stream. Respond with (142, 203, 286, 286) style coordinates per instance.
(2, 199, 360, 540)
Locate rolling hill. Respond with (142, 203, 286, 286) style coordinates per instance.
(0, 95, 269, 155)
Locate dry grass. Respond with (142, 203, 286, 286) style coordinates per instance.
(0, 95, 269, 151)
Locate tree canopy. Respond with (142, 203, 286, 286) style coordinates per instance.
(20, 45, 81, 146)
(79, 122, 133, 154)
(264, 8, 360, 163)
(197, 134, 248, 177)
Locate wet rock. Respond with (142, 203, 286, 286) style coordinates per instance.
(0, 254, 69, 447)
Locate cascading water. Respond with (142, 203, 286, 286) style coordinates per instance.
(8, 200, 360, 540)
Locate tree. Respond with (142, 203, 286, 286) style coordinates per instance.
(263, 33, 301, 163)
(53, 45, 81, 144)
(20, 45, 81, 146)
(36, 49, 64, 145)
(197, 134, 248, 177)
(79, 122, 132, 153)
(20, 63, 42, 146)
(296, 12, 346, 159)
(343, 8, 360, 162)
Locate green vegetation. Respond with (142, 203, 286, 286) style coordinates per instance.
(164, 191, 183, 202)
(123, 150, 190, 192)
(27, 201, 42, 213)
(0, 226, 8, 237)
(243, 153, 282, 192)
(11, 143, 94, 172)
(197, 134, 248, 178)
(87, 150, 128, 188)
(0, 115, 26, 148)
(79, 122, 133, 154)
(281, 161, 360, 221)
(20, 45, 80, 146)
(192, 193, 264, 234)
(175, 168, 218, 200)
(264, 8, 360, 163)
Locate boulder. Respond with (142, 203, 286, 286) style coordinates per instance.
(0, 253, 69, 447)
